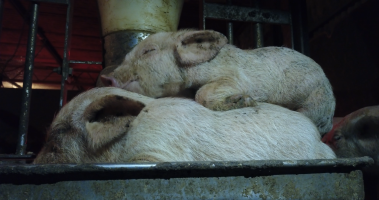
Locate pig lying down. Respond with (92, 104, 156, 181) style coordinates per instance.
(101, 30, 336, 134)
(322, 106, 379, 199)
(323, 105, 379, 165)
(34, 87, 335, 164)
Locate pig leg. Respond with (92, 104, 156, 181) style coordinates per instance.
(297, 86, 335, 135)
(195, 79, 257, 111)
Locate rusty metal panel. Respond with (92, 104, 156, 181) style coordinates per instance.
(0, 157, 372, 199)
(0, 171, 364, 200)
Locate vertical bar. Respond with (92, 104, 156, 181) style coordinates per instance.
(199, 0, 205, 30)
(290, 0, 309, 56)
(59, 0, 74, 109)
(226, 0, 233, 45)
(16, 2, 39, 155)
(9, 0, 63, 65)
(254, 0, 264, 48)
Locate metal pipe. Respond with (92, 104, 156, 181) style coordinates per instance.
(226, 0, 233, 45)
(103, 31, 150, 67)
(0, 157, 373, 182)
(31, 0, 68, 4)
(290, 0, 309, 56)
(254, 0, 264, 48)
(9, 0, 63, 65)
(59, 0, 74, 109)
(3, 78, 97, 87)
(69, 60, 102, 65)
(203, 3, 290, 25)
(16, 2, 39, 155)
(200, 0, 205, 30)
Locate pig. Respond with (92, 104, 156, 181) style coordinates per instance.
(322, 106, 379, 200)
(95, 65, 118, 87)
(322, 106, 379, 165)
(34, 87, 335, 164)
(100, 30, 336, 134)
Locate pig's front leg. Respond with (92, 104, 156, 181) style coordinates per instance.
(195, 79, 257, 111)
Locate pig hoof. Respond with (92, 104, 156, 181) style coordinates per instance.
(215, 95, 257, 111)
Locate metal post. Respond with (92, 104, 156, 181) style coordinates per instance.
(254, 0, 264, 48)
(200, 0, 205, 30)
(59, 0, 74, 109)
(290, 0, 309, 56)
(16, 2, 39, 155)
(9, 0, 63, 65)
(226, 0, 233, 45)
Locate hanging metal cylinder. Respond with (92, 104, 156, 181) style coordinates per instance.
(97, 0, 184, 68)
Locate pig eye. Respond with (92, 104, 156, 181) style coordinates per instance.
(334, 134, 342, 141)
(142, 48, 156, 55)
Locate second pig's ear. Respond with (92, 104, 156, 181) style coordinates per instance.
(83, 95, 145, 149)
(175, 30, 228, 66)
(353, 115, 379, 159)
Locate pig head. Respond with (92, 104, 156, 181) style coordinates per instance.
(322, 106, 379, 164)
(34, 87, 335, 164)
(101, 30, 335, 135)
(33, 88, 152, 164)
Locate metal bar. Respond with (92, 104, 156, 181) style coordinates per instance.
(226, 0, 233, 45)
(204, 3, 291, 24)
(41, 71, 54, 81)
(0, 154, 35, 159)
(31, 0, 68, 4)
(290, 0, 309, 56)
(3, 78, 96, 87)
(9, 0, 63, 65)
(2, 66, 100, 73)
(254, 0, 264, 48)
(200, 0, 205, 30)
(69, 60, 102, 65)
(59, 0, 74, 109)
(15, 2, 39, 156)
(6, 80, 22, 88)
(0, 157, 373, 184)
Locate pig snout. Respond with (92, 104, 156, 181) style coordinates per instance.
(322, 128, 337, 149)
(100, 73, 120, 87)
(101, 74, 144, 94)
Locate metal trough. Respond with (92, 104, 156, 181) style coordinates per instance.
(0, 157, 373, 199)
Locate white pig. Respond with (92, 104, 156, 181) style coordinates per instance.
(34, 87, 335, 164)
(101, 30, 336, 134)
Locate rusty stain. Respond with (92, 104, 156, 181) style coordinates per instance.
(0, 171, 365, 199)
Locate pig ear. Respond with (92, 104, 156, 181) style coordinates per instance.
(83, 95, 145, 149)
(175, 30, 228, 66)
(354, 116, 379, 155)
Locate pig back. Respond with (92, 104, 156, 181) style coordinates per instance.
(124, 98, 336, 162)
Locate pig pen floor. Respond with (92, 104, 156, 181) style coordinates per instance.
(0, 157, 373, 199)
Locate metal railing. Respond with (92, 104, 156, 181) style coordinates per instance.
(200, 0, 309, 55)
(0, 0, 102, 158)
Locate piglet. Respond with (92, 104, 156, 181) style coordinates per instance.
(34, 87, 335, 164)
(322, 106, 379, 164)
(322, 106, 379, 200)
(101, 30, 335, 134)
